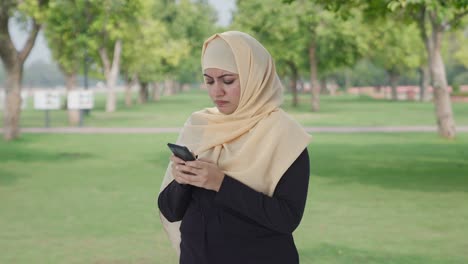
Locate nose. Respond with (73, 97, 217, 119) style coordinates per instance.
(212, 81, 225, 97)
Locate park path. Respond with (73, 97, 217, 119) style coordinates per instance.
(1, 126, 468, 134)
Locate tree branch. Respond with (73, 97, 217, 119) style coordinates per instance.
(18, 19, 41, 64)
(444, 9, 468, 28)
(111, 39, 122, 75)
(99, 47, 111, 79)
(417, 6, 429, 45)
(0, 2, 17, 67)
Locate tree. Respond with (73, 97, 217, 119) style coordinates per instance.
(367, 20, 423, 100)
(44, 0, 90, 125)
(388, 0, 467, 138)
(311, 8, 367, 95)
(120, 0, 189, 105)
(0, 0, 48, 140)
(285, 0, 467, 138)
(86, 0, 143, 112)
(160, 0, 218, 90)
(233, 0, 308, 107)
(439, 25, 468, 94)
(451, 23, 468, 69)
(294, 1, 366, 111)
(235, 0, 365, 110)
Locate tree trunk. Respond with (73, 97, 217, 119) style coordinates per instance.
(418, 65, 430, 101)
(287, 61, 298, 107)
(3, 65, 23, 140)
(124, 81, 133, 107)
(320, 78, 327, 95)
(139, 82, 149, 104)
(164, 79, 174, 96)
(152, 82, 161, 102)
(99, 40, 122, 113)
(124, 74, 137, 107)
(344, 68, 351, 91)
(429, 14, 456, 139)
(418, 8, 456, 138)
(298, 79, 304, 94)
(175, 81, 181, 94)
(0, 13, 41, 140)
(430, 29, 456, 138)
(389, 71, 399, 101)
(329, 79, 338, 96)
(182, 83, 191, 92)
(64, 72, 80, 126)
(309, 40, 320, 112)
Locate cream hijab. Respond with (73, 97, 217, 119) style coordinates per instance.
(159, 31, 311, 254)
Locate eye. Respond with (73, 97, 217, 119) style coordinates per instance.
(223, 79, 235, 85)
(204, 79, 214, 85)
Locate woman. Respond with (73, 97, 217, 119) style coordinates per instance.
(158, 31, 311, 264)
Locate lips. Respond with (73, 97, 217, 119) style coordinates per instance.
(215, 100, 229, 107)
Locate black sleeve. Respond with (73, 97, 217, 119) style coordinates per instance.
(158, 180, 193, 222)
(214, 148, 310, 234)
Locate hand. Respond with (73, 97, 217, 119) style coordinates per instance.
(170, 155, 192, 185)
(171, 156, 225, 192)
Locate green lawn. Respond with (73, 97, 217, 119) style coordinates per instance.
(1, 133, 467, 263)
(5, 90, 468, 128)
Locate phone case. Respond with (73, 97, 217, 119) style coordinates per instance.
(167, 143, 196, 161)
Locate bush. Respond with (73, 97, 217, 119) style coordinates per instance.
(451, 71, 468, 93)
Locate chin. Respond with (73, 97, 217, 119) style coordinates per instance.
(218, 108, 234, 115)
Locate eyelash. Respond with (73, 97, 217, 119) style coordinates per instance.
(205, 80, 235, 85)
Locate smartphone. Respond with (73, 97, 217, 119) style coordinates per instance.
(167, 143, 196, 161)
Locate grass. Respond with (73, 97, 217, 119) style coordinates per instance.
(3, 89, 468, 128)
(282, 94, 468, 126)
(1, 133, 467, 263)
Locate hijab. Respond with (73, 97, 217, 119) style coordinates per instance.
(159, 31, 311, 254)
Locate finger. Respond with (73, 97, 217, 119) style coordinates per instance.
(172, 169, 181, 181)
(170, 155, 186, 164)
(175, 176, 189, 185)
(177, 173, 195, 185)
(177, 164, 201, 175)
(185, 160, 205, 169)
(173, 169, 189, 184)
(174, 175, 184, 184)
(171, 168, 180, 180)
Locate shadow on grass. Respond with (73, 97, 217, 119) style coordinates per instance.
(311, 141, 468, 193)
(299, 243, 464, 264)
(0, 135, 96, 166)
(0, 137, 95, 185)
(0, 146, 95, 163)
(0, 169, 24, 186)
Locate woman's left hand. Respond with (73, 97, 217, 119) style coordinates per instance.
(174, 159, 225, 192)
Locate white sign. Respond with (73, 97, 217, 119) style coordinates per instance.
(68, 90, 94, 109)
(0, 91, 28, 110)
(34, 91, 61, 110)
(21, 91, 28, 109)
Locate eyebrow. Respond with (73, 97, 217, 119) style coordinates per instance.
(203, 73, 236, 79)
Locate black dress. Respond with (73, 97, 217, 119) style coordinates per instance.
(158, 148, 310, 264)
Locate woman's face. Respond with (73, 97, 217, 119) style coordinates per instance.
(204, 68, 241, 115)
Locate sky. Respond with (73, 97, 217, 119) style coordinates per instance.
(9, 0, 235, 66)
